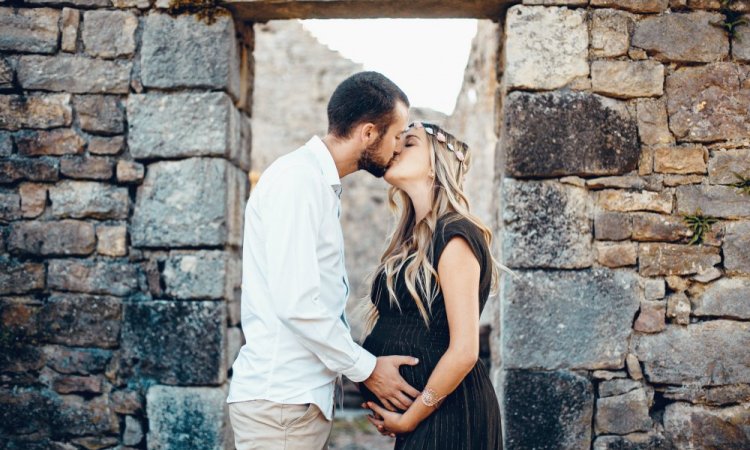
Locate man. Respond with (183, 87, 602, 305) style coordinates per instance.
(227, 71, 421, 449)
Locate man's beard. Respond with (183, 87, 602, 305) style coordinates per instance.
(357, 135, 392, 178)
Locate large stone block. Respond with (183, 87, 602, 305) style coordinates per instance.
(17, 55, 131, 94)
(734, 14, 750, 61)
(0, 7, 59, 54)
(632, 320, 750, 385)
(595, 388, 652, 435)
(663, 383, 750, 407)
(636, 97, 673, 146)
(26, 0, 110, 6)
(593, 432, 673, 450)
(590, 0, 668, 12)
(598, 190, 673, 214)
(53, 393, 119, 437)
(724, 221, 750, 275)
(0, 131, 12, 156)
(146, 385, 227, 450)
(594, 211, 632, 241)
(140, 13, 240, 99)
(503, 91, 639, 177)
(591, 60, 664, 99)
(8, 220, 96, 256)
(631, 212, 691, 242)
(121, 301, 226, 385)
(501, 179, 592, 269)
(0, 190, 21, 221)
(60, 155, 114, 180)
(18, 183, 46, 218)
(61, 7, 79, 53)
(632, 11, 729, 63)
(82, 10, 137, 58)
(693, 278, 750, 320)
(127, 92, 241, 159)
(502, 269, 639, 370)
(49, 180, 129, 219)
(0, 58, 11, 90)
(595, 241, 637, 268)
(664, 402, 750, 449)
(72, 95, 125, 134)
(43, 345, 112, 375)
(0, 258, 45, 294)
(47, 259, 141, 296)
(16, 128, 85, 156)
(39, 293, 121, 348)
(163, 250, 240, 301)
(0, 157, 59, 183)
(590, 8, 634, 58)
(504, 6, 588, 90)
(131, 158, 246, 247)
(639, 243, 721, 276)
(667, 63, 750, 142)
(96, 224, 127, 257)
(653, 145, 707, 174)
(676, 184, 750, 219)
(502, 370, 593, 450)
(709, 149, 750, 185)
(0, 94, 72, 130)
(0, 387, 56, 436)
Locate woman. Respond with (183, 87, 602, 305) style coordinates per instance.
(357, 121, 511, 449)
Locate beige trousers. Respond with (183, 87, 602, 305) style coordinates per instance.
(228, 400, 333, 450)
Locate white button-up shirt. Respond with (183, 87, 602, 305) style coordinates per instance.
(227, 136, 377, 420)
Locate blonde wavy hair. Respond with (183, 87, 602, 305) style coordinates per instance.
(359, 122, 513, 337)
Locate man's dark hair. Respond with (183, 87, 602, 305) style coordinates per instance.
(327, 71, 409, 139)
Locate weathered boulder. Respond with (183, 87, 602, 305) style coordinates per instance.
(504, 6, 588, 90)
(146, 385, 227, 450)
(503, 91, 639, 177)
(503, 370, 593, 450)
(502, 179, 592, 268)
(632, 321, 750, 385)
(502, 269, 639, 370)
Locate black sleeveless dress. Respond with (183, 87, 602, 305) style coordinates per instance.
(358, 214, 503, 450)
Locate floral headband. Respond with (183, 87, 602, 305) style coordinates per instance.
(410, 121, 465, 162)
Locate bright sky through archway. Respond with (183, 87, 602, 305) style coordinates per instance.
(301, 19, 478, 116)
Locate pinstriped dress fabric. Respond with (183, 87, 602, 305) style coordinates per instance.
(359, 214, 503, 450)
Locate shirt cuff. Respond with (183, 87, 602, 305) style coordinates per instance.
(342, 348, 377, 383)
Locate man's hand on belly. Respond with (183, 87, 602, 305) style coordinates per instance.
(362, 355, 421, 412)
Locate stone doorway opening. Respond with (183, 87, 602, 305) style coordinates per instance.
(248, 14, 503, 447)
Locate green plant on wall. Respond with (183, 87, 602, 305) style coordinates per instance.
(682, 209, 719, 245)
(731, 172, 750, 195)
(168, 0, 229, 24)
(712, 0, 749, 41)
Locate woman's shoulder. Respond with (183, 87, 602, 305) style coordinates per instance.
(433, 213, 488, 262)
(435, 213, 483, 240)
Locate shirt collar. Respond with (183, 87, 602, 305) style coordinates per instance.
(306, 136, 341, 188)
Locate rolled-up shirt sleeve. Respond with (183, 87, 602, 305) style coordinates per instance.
(262, 166, 376, 383)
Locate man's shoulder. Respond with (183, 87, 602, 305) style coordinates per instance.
(262, 148, 322, 185)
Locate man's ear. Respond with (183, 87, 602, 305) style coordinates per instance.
(359, 122, 379, 145)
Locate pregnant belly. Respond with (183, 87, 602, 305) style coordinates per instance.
(358, 324, 448, 409)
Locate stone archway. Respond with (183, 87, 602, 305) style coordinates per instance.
(2, 0, 750, 449)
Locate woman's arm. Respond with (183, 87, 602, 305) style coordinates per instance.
(366, 235, 481, 434)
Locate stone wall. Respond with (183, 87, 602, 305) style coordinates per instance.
(497, 1, 750, 449)
(0, 3, 251, 449)
(3, 0, 750, 448)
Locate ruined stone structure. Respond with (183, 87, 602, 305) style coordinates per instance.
(1, 0, 749, 449)
(497, 1, 750, 448)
